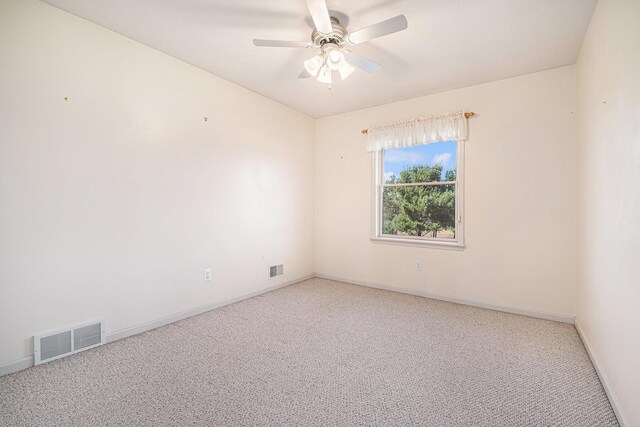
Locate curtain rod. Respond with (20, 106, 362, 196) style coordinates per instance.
(360, 112, 477, 134)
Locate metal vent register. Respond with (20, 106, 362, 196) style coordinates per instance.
(34, 320, 105, 365)
(269, 264, 284, 279)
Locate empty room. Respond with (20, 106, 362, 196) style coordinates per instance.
(1, 0, 638, 425)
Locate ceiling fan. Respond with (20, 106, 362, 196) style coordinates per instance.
(253, 0, 408, 85)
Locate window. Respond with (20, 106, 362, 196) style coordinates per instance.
(372, 140, 464, 248)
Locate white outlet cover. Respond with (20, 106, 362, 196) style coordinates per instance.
(204, 268, 212, 281)
(415, 261, 423, 271)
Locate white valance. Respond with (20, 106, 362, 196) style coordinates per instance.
(366, 111, 468, 152)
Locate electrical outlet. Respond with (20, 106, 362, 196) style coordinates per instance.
(415, 261, 422, 271)
(204, 268, 212, 282)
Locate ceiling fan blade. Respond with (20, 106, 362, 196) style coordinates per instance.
(305, 0, 333, 34)
(345, 51, 382, 73)
(253, 39, 312, 48)
(346, 15, 408, 45)
(299, 69, 312, 78)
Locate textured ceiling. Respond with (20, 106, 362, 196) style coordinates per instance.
(40, 0, 597, 118)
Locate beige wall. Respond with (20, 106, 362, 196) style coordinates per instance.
(576, 0, 640, 424)
(315, 66, 578, 319)
(0, 0, 315, 367)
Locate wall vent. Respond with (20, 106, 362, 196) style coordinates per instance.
(34, 319, 105, 365)
(269, 264, 284, 279)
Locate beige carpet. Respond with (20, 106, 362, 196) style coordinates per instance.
(0, 278, 618, 426)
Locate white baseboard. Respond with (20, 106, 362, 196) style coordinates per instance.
(575, 320, 628, 427)
(108, 273, 313, 342)
(0, 273, 314, 377)
(314, 273, 575, 324)
(0, 356, 33, 377)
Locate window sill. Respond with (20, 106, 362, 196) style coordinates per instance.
(370, 236, 466, 250)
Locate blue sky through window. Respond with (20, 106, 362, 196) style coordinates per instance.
(383, 141, 457, 182)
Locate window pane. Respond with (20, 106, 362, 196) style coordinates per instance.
(383, 141, 457, 184)
(382, 184, 456, 239)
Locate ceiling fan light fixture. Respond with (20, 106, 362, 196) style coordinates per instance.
(317, 64, 332, 84)
(327, 50, 345, 70)
(304, 54, 324, 77)
(322, 43, 346, 71)
(254, 0, 409, 86)
(338, 61, 355, 80)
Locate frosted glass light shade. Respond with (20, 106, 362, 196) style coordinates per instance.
(304, 55, 324, 77)
(317, 65, 332, 84)
(327, 50, 345, 70)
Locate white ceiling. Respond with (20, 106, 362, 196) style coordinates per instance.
(41, 0, 596, 118)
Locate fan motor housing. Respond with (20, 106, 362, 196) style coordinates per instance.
(312, 17, 347, 47)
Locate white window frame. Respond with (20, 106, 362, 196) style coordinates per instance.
(371, 140, 465, 250)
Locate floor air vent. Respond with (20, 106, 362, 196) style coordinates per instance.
(269, 264, 284, 279)
(34, 319, 105, 365)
